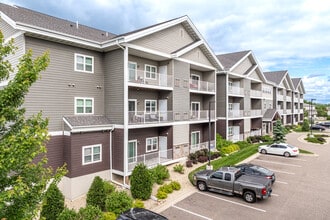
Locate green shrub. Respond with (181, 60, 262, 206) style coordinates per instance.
(130, 163, 153, 200)
(57, 208, 78, 220)
(105, 191, 133, 215)
(40, 183, 65, 220)
(156, 190, 167, 200)
(133, 199, 145, 208)
(102, 212, 117, 220)
(188, 152, 197, 161)
(169, 181, 181, 190)
(220, 144, 240, 155)
(150, 164, 169, 185)
(173, 164, 185, 174)
(260, 135, 273, 143)
(103, 180, 116, 195)
(210, 151, 221, 159)
(216, 134, 232, 151)
(161, 184, 173, 193)
(301, 119, 310, 131)
(86, 176, 106, 211)
(78, 205, 103, 220)
(235, 141, 250, 149)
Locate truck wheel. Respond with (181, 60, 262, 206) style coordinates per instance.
(260, 149, 267, 154)
(284, 152, 290, 157)
(197, 181, 207, 191)
(243, 191, 256, 203)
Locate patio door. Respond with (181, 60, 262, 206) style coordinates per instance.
(159, 136, 167, 158)
(128, 140, 137, 163)
(159, 99, 167, 121)
(159, 65, 167, 86)
(191, 102, 200, 119)
(128, 62, 137, 81)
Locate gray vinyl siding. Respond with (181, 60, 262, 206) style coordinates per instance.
(216, 74, 227, 117)
(181, 47, 213, 67)
(249, 70, 260, 81)
(243, 79, 251, 110)
(23, 37, 105, 131)
(131, 24, 194, 54)
(5, 34, 25, 82)
(173, 60, 190, 114)
(0, 19, 17, 39)
(128, 89, 161, 112)
(104, 49, 124, 124)
(173, 124, 189, 145)
(232, 57, 253, 75)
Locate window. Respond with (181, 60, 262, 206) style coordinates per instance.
(145, 65, 157, 79)
(228, 127, 233, 136)
(191, 131, 200, 147)
(191, 102, 200, 119)
(190, 74, 200, 89)
(128, 99, 137, 114)
(228, 81, 233, 91)
(128, 62, 137, 81)
(228, 103, 233, 111)
(145, 100, 157, 113)
(75, 98, 93, 114)
(128, 140, 137, 163)
(83, 144, 101, 165)
(224, 173, 231, 181)
(75, 54, 94, 73)
(146, 137, 158, 152)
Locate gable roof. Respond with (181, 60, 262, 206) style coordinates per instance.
(264, 70, 287, 85)
(263, 109, 281, 122)
(291, 77, 306, 94)
(216, 50, 250, 71)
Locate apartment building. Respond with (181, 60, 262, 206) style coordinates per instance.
(0, 3, 222, 199)
(216, 50, 268, 142)
(264, 71, 305, 126)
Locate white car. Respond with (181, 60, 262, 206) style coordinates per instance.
(258, 143, 299, 157)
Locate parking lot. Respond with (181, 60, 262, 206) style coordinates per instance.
(160, 132, 330, 219)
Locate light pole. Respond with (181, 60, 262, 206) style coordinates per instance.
(310, 98, 316, 136)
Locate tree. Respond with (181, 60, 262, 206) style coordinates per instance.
(273, 120, 286, 143)
(0, 31, 66, 219)
(301, 119, 310, 131)
(86, 176, 106, 211)
(40, 183, 65, 220)
(130, 163, 153, 200)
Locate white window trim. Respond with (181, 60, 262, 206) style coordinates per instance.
(82, 144, 102, 165)
(74, 53, 94, 73)
(228, 103, 233, 111)
(128, 140, 137, 163)
(146, 137, 158, 152)
(228, 127, 233, 136)
(128, 99, 137, 115)
(128, 61, 137, 81)
(75, 97, 94, 115)
(145, 99, 157, 113)
(191, 131, 200, 146)
(144, 64, 157, 80)
(191, 74, 200, 88)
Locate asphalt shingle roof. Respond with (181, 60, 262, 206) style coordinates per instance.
(64, 115, 113, 128)
(291, 78, 301, 89)
(264, 70, 287, 85)
(216, 50, 250, 70)
(263, 109, 280, 122)
(0, 3, 117, 42)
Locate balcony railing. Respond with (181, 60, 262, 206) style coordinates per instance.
(190, 79, 215, 93)
(250, 89, 262, 98)
(250, 129, 261, 137)
(228, 110, 243, 118)
(128, 69, 173, 88)
(129, 110, 216, 125)
(277, 94, 284, 101)
(251, 109, 262, 117)
(128, 149, 173, 172)
(190, 140, 216, 154)
(286, 96, 292, 102)
(228, 134, 244, 142)
(228, 86, 244, 96)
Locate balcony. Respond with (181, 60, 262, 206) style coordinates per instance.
(250, 89, 262, 98)
(286, 96, 292, 102)
(190, 79, 215, 93)
(128, 69, 173, 88)
(228, 110, 243, 118)
(228, 133, 244, 142)
(128, 149, 173, 172)
(228, 86, 244, 96)
(250, 109, 262, 117)
(277, 94, 284, 101)
(129, 110, 216, 125)
(190, 140, 216, 154)
(250, 129, 261, 137)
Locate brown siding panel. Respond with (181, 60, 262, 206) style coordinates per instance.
(112, 129, 124, 171)
(46, 135, 64, 170)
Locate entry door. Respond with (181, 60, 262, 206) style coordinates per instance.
(159, 99, 167, 121)
(159, 65, 167, 86)
(159, 136, 167, 158)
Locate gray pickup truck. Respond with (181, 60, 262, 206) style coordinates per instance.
(193, 166, 272, 203)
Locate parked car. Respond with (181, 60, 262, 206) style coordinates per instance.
(235, 163, 276, 184)
(117, 208, 168, 220)
(310, 124, 326, 131)
(316, 122, 330, 128)
(258, 143, 299, 157)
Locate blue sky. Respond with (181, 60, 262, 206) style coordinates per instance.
(3, 0, 330, 104)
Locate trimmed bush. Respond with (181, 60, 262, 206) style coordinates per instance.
(173, 164, 185, 174)
(86, 176, 106, 211)
(156, 190, 167, 200)
(102, 212, 117, 220)
(103, 180, 116, 195)
(130, 163, 153, 200)
(150, 164, 170, 185)
(169, 181, 181, 190)
(133, 199, 145, 208)
(57, 208, 78, 220)
(220, 144, 240, 155)
(105, 191, 133, 215)
(40, 183, 65, 220)
(216, 133, 232, 151)
(78, 205, 103, 220)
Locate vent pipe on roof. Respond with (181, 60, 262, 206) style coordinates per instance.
(76, 21, 79, 29)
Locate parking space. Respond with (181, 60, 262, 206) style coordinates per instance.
(161, 134, 330, 219)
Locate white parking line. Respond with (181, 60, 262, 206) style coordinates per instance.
(270, 169, 295, 175)
(271, 193, 279, 197)
(197, 192, 267, 213)
(256, 159, 302, 167)
(172, 204, 212, 220)
(275, 181, 288, 185)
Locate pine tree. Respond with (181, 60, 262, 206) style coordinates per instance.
(273, 120, 286, 143)
(40, 183, 65, 220)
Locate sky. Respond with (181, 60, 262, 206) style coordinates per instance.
(2, 0, 330, 104)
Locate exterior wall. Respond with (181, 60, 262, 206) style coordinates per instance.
(232, 57, 252, 75)
(0, 18, 17, 39)
(216, 119, 226, 138)
(104, 49, 124, 124)
(23, 37, 105, 131)
(131, 24, 194, 54)
(112, 129, 124, 172)
(173, 124, 189, 145)
(66, 131, 110, 178)
(173, 60, 190, 114)
(216, 74, 227, 117)
(181, 47, 213, 67)
(46, 135, 65, 170)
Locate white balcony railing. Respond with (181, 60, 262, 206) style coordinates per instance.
(277, 95, 284, 101)
(250, 109, 262, 117)
(190, 79, 215, 93)
(286, 96, 292, 102)
(228, 86, 244, 96)
(228, 133, 244, 142)
(128, 149, 173, 172)
(128, 69, 173, 88)
(250, 89, 262, 98)
(190, 140, 216, 154)
(228, 110, 243, 118)
(250, 129, 262, 137)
